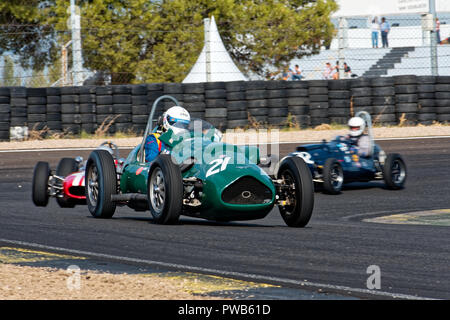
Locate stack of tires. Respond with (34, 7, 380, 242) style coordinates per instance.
(434, 76, 450, 123)
(79, 86, 97, 134)
(112, 85, 132, 133)
(370, 77, 396, 125)
(0, 88, 10, 141)
(286, 81, 310, 128)
(266, 81, 288, 128)
(27, 88, 47, 132)
(417, 76, 436, 125)
(147, 83, 164, 129)
(350, 78, 372, 117)
(46, 87, 62, 134)
(131, 84, 149, 135)
(394, 75, 418, 125)
(225, 81, 247, 129)
(205, 82, 227, 130)
(9, 87, 27, 138)
(96, 85, 114, 135)
(183, 83, 205, 119)
(61, 86, 81, 134)
(328, 80, 351, 124)
(308, 80, 329, 127)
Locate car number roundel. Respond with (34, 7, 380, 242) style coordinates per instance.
(292, 152, 314, 164)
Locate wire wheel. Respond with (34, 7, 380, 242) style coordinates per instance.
(87, 164, 99, 207)
(149, 167, 166, 215)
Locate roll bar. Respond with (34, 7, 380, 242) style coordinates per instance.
(138, 95, 180, 163)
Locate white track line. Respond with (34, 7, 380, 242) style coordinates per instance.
(1, 135, 450, 153)
(0, 238, 436, 300)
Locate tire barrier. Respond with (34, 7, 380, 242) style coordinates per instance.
(1, 76, 450, 141)
(435, 76, 450, 123)
(394, 75, 418, 126)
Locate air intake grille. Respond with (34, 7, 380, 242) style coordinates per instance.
(221, 176, 272, 205)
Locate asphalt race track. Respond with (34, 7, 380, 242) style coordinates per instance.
(0, 137, 449, 299)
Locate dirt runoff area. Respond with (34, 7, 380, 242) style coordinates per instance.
(0, 263, 216, 300)
(0, 125, 449, 151)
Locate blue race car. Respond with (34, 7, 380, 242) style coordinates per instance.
(284, 112, 407, 194)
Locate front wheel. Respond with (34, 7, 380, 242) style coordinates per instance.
(277, 157, 314, 227)
(322, 158, 344, 194)
(148, 154, 183, 224)
(32, 161, 50, 207)
(383, 153, 407, 190)
(85, 150, 117, 218)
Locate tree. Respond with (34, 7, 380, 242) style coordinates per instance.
(0, 0, 338, 83)
(2, 55, 19, 86)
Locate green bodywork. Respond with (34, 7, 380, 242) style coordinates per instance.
(119, 127, 275, 221)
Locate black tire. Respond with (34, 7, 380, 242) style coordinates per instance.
(276, 157, 314, 227)
(56, 158, 79, 208)
(322, 158, 344, 194)
(147, 154, 183, 224)
(32, 161, 50, 207)
(383, 153, 407, 190)
(96, 95, 113, 105)
(85, 150, 117, 218)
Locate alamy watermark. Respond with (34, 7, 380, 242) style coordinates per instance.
(366, 265, 381, 290)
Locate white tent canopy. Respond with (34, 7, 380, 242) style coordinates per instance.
(183, 16, 247, 83)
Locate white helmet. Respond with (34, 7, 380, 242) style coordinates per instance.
(162, 106, 191, 135)
(348, 116, 366, 137)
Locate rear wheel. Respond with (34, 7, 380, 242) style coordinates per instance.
(322, 158, 344, 194)
(56, 158, 78, 208)
(85, 150, 117, 218)
(32, 161, 50, 207)
(383, 153, 407, 190)
(148, 154, 183, 224)
(277, 157, 314, 227)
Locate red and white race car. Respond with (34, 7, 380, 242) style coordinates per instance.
(32, 141, 123, 208)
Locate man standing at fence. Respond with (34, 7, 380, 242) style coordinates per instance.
(380, 17, 390, 48)
(436, 18, 441, 44)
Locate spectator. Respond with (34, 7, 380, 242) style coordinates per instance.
(370, 17, 380, 48)
(380, 17, 390, 48)
(322, 62, 333, 80)
(436, 18, 441, 44)
(343, 62, 352, 78)
(332, 61, 340, 80)
(282, 67, 293, 81)
(292, 64, 303, 80)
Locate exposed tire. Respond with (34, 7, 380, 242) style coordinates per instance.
(322, 158, 344, 194)
(383, 153, 407, 190)
(85, 150, 117, 218)
(56, 158, 79, 208)
(32, 161, 50, 207)
(276, 157, 314, 227)
(148, 154, 183, 224)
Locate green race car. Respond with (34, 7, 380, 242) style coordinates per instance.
(85, 95, 314, 227)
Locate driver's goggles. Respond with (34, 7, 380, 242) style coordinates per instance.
(167, 117, 189, 126)
(350, 126, 360, 131)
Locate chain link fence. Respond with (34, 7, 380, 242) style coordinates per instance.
(2, 14, 450, 86)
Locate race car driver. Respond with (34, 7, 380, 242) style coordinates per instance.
(145, 106, 191, 162)
(344, 116, 371, 157)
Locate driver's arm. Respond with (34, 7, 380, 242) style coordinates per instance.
(145, 134, 164, 162)
(357, 135, 371, 157)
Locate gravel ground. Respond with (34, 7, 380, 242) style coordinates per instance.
(0, 264, 216, 300)
(1, 125, 449, 150)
